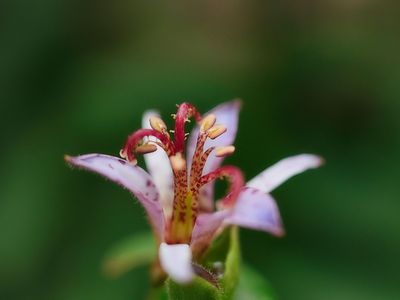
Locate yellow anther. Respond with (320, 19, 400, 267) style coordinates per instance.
(207, 124, 227, 139)
(200, 114, 216, 132)
(215, 145, 235, 157)
(170, 153, 186, 171)
(171, 113, 176, 119)
(149, 116, 167, 133)
(135, 143, 157, 154)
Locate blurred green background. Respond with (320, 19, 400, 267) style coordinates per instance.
(1, 0, 399, 299)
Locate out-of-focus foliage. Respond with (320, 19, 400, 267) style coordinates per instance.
(234, 265, 277, 300)
(1, 0, 399, 299)
(102, 231, 156, 279)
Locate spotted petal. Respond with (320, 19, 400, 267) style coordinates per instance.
(159, 243, 194, 283)
(247, 154, 323, 193)
(190, 210, 230, 257)
(65, 154, 164, 240)
(224, 187, 284, 236)
(142, 110, 174, 217)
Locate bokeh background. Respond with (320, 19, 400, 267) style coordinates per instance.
(1, 1, 399, 299)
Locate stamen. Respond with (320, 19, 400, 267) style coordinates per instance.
(135, 143, 157, 154)
(189, 146, 214, 194)
(189, 131, 209, 190)
(200, 114, 216, 132)
(215, 145, 235, 157)
(149, 116, 167, 133)
(201, 147, 215, 163)
(188, 116, 230, 214)
(207, 124, 227, 139)
(122, 128, 175, 162)
(199, 165, 244, 207)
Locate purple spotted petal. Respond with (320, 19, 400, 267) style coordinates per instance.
(224, 187, 284, 236)
(187, 100, 241, 207)
(247, 154, 323, 193)
(142, 110, 174, 217)
(190, 210, 230, 256)
(66, 154, 164, 240)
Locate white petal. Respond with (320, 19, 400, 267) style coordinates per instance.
(247, 154, 323, 193)
(142, 111, 174, 217)
(224, 187, 284, 236)
(66, 154, 164, 240)
(159, 243, 194, 283)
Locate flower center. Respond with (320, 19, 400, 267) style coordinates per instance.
(120, 103, 244, 244)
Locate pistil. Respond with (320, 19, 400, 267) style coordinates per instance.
(167, 104, 202, 244)
(174, 103, 201, 153)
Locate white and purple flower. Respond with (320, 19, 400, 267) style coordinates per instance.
(65, 101, 322, 284)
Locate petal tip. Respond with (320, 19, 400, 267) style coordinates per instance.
(143, 109, 160, 116)
(64, 154, 78, 166)
(214, 98, 242, 113)
(305, 154, 325, 169)
(316, 155, 326, 167)
(274, 226, 286, 238)
(226, 98, 242, 111)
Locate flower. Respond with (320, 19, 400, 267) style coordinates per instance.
(65, 100, 322, 284)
